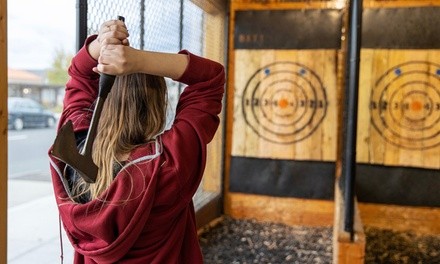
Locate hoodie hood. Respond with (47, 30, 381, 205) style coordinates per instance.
(49, 140, 162, 263)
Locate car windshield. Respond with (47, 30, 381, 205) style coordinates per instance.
(8, 98, 42, 111)
(8, 98, 20, 110)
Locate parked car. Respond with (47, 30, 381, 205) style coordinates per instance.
(8, 97, 57, 130)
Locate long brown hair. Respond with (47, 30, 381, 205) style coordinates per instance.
(71, 73, 167, 202)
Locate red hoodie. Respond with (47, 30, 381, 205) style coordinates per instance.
(48, 35, 225, 263)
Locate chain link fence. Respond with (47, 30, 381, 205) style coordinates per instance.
(86, 0, 225, 118)
(86, 0, 223, 57)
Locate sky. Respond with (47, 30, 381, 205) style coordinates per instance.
(8, 0, 76, 70)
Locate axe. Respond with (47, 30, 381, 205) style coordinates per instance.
(51, 16, 125, 183)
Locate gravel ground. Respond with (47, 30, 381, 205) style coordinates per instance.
(365, 226, 440, 264)
(199, 216, 440, 264)
(199, 217, 333, 264)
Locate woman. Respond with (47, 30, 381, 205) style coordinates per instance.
(49, 18, 225, 263)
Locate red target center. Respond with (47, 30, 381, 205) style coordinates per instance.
(411, 101, 423, 112)
(278, 98, 289, 109)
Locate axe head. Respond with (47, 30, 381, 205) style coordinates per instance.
(51, 120, 98, 183)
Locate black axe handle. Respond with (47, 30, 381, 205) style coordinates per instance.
(98, 15, 125, 100)
(51, 16, 126, 184)
(81, 15, 125, 161)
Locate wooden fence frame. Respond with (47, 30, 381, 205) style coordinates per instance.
(1, 0, 8, 262)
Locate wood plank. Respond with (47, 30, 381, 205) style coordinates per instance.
(232, 50, 260, 157)
(333, 186, 366, 264)
(241, 0, 430, 10)
(333, 4, 366, 261)
(359, 202, 440, 235)
(203, 12, 226, 62)
(322, 49, 339, 161)
(231, 0, 347, 11)
(364, 0, 440, 8)
(203, 133, 222, 192)
(202, 11, 226, 193)
(367, 49, 390, 165)
(335, 240, 366, 264)
(356, 49, 374, 164)
(423, 50, 440, 168)
(362, 49, 440, 169)
(190, 0, 226, 14)
(231, 49, 338, 161)
(384, 50, 425, 167)
(382, 50, 406, 167)
(0, 0, 7, 262)
(225, 192, 334, 227)
(223, 6, 237, 203)
(297, 49, 322, 161)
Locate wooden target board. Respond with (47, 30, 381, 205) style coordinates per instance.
(356, 5, 440, 170)
(230, 9, 342, 162)
(232, 49, 338, 161)
(357, 50, 440, 169)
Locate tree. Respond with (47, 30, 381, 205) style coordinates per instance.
(46, 48, 73, 85)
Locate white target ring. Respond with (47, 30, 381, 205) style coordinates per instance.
(242, 62, 328, 144)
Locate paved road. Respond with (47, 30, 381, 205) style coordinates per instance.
(8, 127, 57, 181)
(7, 125, 75, 263)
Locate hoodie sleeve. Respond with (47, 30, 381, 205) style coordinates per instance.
(163, 50, 225, 200)
(57, 35, 100, 133)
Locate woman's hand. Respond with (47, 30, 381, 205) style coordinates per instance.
(97, 20, 129, 46)
(91, 18, 189, 79)
(94, 44, 139, 76)
(87, 19, 129, 60)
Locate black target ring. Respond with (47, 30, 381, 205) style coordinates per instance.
(388, 83, 437, 130)
(370, 61, 440, 149)
(259, 80, 307, 126)
(242, 62, 328, 144)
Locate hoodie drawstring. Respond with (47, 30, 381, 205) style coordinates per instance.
(59, 214, 64, 264)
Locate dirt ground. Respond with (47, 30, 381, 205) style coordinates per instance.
(199, 216, 440, 264)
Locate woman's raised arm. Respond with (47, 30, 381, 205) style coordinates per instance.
(94, 45, 189, 80)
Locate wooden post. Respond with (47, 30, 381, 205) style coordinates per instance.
(333, 185, 366, 264)
(0, 0, 8, 262)
(333, 0, 366, 262)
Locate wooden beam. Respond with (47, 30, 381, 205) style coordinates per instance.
(331, 0, 366, 262)
(364, 0, 440, 8)
(359, 203, 440, 235)
(195, 4, 227, 227)
(333, 186, 366, 264)
(0, 0, 7, 262)
(190, 0, 226, 14)
(225, 192, 334, 227)
(230, 0, 346, 10)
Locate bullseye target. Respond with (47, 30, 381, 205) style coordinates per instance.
(370, 61, 440, 149)
(242, 62, 328, 144)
